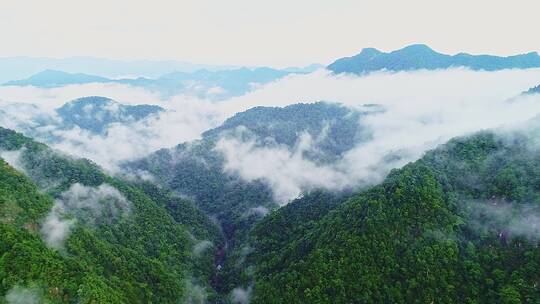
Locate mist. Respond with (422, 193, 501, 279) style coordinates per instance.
(464, 200, 540, 242)
(41, 183, 131, 249)
(1, 68, 540, 201)
(4, 286, 42, 304)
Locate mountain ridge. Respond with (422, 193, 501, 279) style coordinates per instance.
(328, 44, 540, 74)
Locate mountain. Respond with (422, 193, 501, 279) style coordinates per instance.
(3, 70, 110, 87)
(328, 44, 540, 74)
(249, 128, 540, 303)
(0, 56, 238, 83)
(0, 127, 223, 303)
(3, 67, 310, 99)
(526, 84, 540, 94)
(126, 102, 374, 293)
(203, 102, 375, 161)
(56, 96, 164, 133)
(151, 67, 293, 98)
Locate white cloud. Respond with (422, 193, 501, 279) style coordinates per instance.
(5, 286, 42, 304)
(0, 148, 27, 174)
(41, 183, 131, 249)
(193, 240, 213, 257)
(466, 200, 540, 241)
(216, 130, 351, 203)
(40, 208, 75, 250)
(212, 69, 540, 202)
(231, 285, 253, 304)
(2, 68, 540, 201)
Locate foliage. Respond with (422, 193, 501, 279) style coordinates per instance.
(251, 132, 540, 303)
(0, 127, 222, 303)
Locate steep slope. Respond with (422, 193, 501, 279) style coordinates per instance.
(129, 102, 370, 233)
(251, 130, 540, 303)
(0, 127, 223, 303)
(56, 96, 164, 134)
(328, 44, 540, 74)
(127, 102, 373, 293)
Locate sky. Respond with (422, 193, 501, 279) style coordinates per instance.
(1, 0, 540, 67)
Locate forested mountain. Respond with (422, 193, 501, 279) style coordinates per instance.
(3, 94, 540, 303)
(56, 96, 164, 134)
(249, 128, 540, 303)
(328, 44, 540, 74)
(126, 102, 372, 293)
(0, 127, 223, 303)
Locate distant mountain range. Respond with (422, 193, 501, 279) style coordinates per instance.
(4, 70, 110, 87)
(327, 44, 540, 74)
(0, 56, 239, 83)
(2, 66, 322, 99)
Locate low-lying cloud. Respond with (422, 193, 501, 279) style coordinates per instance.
(465, 200, 540, 242)
(4, 286, 42, 304)
(2, 69, 540, 201)
(231, 285, 253, 304)
(41, 183, 131, 249)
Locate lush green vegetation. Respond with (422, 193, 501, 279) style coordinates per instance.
(4, 101, 540, 303)
(251, 132, 540, 303)
(128, 102, 371, 294)
(0, 127, 222, 303)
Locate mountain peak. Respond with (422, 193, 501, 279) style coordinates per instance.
(359, 47, 382, 56)
(398, 44, 434, 52)
(3, 70, 109, 87)
(328, 44, 540, 74)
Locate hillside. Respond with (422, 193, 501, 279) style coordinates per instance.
(250, 129, 540, 303)
(0, 127, 223, 303)
(126, 101, 373, 293)
(328, 44, 540, 74)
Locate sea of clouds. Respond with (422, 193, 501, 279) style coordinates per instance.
(1, 68, 540, 202)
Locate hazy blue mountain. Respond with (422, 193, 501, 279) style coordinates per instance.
(526, 84, 540, 94)
(3, 66, 315, 99)
(328, 44, 540, 74)
(155, 67, 292, 97)
(0, 56, 238, 83)
(56, 96, 164, 133)
(3, 69, 110, 87)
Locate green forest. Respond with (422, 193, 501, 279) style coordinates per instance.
(1, 106, 540, 303)
(250, 132, 540, 303)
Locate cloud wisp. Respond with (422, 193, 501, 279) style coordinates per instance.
(41, 183, 131, 249)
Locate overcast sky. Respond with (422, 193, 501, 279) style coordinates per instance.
(2, 0, 539, 67)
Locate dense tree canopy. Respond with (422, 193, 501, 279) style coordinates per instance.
(251, 132, 540, 303)
(0, 127, 222, 303)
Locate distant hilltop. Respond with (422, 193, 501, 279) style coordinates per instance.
(328, 44, 540, 74)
